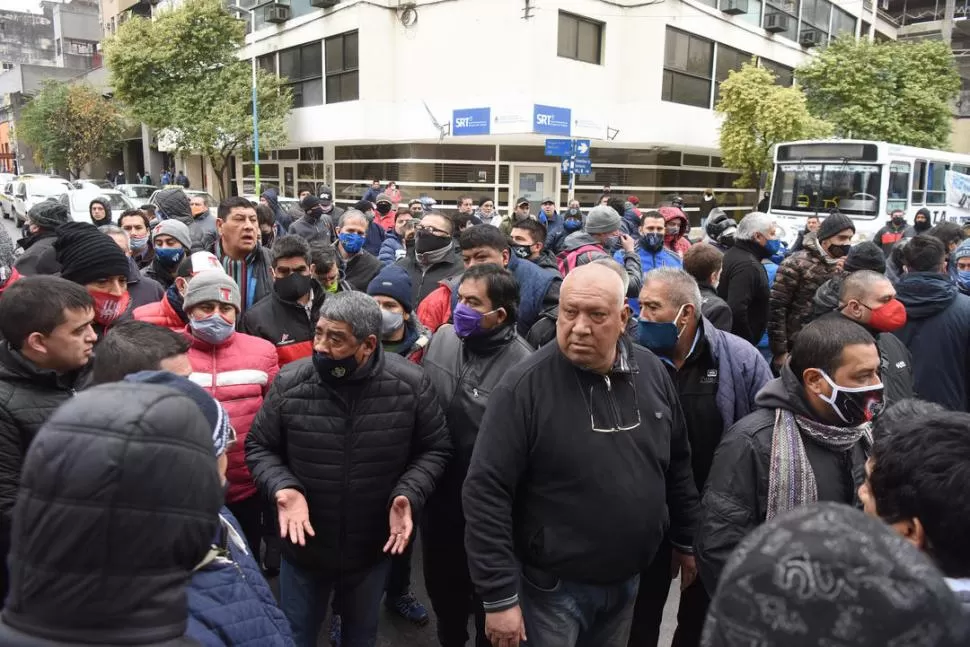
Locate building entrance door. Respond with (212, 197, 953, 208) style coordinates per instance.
(512, 164, 559, 215)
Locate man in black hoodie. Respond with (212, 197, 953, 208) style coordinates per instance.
(0, 380, 222, 646)
(463, 263, 698, 647)
(13, 200, 70, 276)
(696, 317, 881, 590)
(717, 212, 778, 344)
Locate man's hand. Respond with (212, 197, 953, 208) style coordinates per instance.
(485, 606, 527, 647)
(276, 488, 315, 546)
(383, 495, 413, 555)
(670, 550, 698, 591)
(619, 232, 636, 253)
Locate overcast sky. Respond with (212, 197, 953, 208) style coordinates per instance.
(5, 0, 44, 13)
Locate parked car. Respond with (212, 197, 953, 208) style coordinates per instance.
(58, 189, 136, 225)
(72, 179, 116, 191)
(148, 187, 218, 218)
(11, 177, 75, 226)
(0, 181, 15, 220)
(115, 184, 158, 202)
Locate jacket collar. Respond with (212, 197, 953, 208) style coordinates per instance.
(0, 342, 79, 391)
(734, 238, 771, 260)
(463, 323, 518, 355)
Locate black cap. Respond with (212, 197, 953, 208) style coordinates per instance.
(516, 197, 530, 207)
(301, 195, 323, 212)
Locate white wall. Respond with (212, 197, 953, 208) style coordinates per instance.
(239, 0, 879, 153)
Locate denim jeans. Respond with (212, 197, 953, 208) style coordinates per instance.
(279, 557, 390, 647)
(519, 566, 640, 647)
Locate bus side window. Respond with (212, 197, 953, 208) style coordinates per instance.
(912, 159, 927, 204)
(887, 161, 910, 214)
(927, 161, 948, 205)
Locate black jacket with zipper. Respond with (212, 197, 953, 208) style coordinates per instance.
(717, 239, 771, 345)
(694, 364, 869, 593)
(239, 284, 325, 366)
(396, 247, 466, 306)
(462, 337, 699, 612)
(245, 347, 453, 573)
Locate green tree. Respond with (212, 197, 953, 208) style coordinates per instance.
(716, 62, 832, 193)
(104, 0, 291, 197)
(18, 80, 127, 179)
(796, 38, 960, 148)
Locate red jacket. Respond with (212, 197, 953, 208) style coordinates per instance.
(133, 294, 185, 331)
(184, 328, 279, 504)
(416, 283, 452, 333)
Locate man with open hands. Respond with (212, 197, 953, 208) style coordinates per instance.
(246, 290, 452, 647)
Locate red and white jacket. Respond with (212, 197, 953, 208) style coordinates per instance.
(184, 327, 279, 504)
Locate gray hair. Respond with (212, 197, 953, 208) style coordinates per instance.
(590, 258, 630, 301)
(736, 212, 776, 241)
(99, 224, 129, 249)
(643, 267, 703, 320)
(337, 209, 368, 229)
(840, 270, 891, 303)
(318, 290, 382, 341)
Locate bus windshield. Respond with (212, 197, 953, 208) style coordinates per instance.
(772, 163, 881, 218)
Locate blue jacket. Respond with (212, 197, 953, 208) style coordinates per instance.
(703, 317, 773, 431)
(363, 219, 387, 257)
(544, 212, 563, 248)
(379, 230, 405, 266)
(615, 245, 683, 316)
(894, 272, 970, 412)
(260, 188, 292, 232)
(448, 254, 560, 337)
(186, 508, 294, 647)
(362, 187, 381, 204)
(757, 259, 780, 354)
(620, 207, 640, 237)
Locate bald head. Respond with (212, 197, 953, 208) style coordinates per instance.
(563, 263, 625, 308)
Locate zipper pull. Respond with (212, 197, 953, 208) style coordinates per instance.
(604, 376, 612, 391)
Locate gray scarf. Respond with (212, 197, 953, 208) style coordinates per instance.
(417, 240, 454, 267)
(766, 408, 871, 520)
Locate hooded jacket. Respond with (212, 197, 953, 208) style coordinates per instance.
(184, 329, 279, 504)
(0, 382, 221, 646)
(260, 188, 292, 233)
(238, 283, 325, 367)
(661, 206, 690, 257)
(561, 231, 643, 298)
(620, 206, 640, 238)
(245, 348, 452, 572)
(88, 197, 113, 227)
(894, 272, 970, 411)
(288, 212, 334, 245)
(768, 232, 840, 356)
(695, 365, 870, 591)
(378, 230, 406, 267)
(717, 239, 772, 345)
(543, 211, 564, 247)
(13, 231, 59, 276)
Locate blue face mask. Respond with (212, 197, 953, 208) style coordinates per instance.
(640, 233, 664, 253)
(637, 305, 685, 354)
(189, 312, 236, 345)
(339, 232, 365, 255)
(764, 238, 782, 256)
(564, 219, 582, 232)
(958, 270, 970, 291)
(155, 246, 186, 269)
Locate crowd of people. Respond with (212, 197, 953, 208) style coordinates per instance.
(0, 181, 966, 647)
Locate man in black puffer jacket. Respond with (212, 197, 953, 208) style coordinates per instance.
(0, 276, 97, 603)
(0, 380, 222, 646)
(246, 290, 452, 647)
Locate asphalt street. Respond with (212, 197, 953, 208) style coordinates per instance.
(0, 214, 681, 646)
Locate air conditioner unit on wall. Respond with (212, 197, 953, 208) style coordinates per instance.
(264, 3, 290, 23)
(721, 0, 749, 15)
(764, 12, 790, 33)
(800, 28, 822, 47)
(310, 0, 340, 7)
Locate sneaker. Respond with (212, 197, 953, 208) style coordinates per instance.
(329, 614, 341, 647)
(385, 590, 430, 626)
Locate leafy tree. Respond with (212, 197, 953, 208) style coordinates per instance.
(104, 0, 291, 197)
(716, 62, 832, 193)
(18, 80, 127, 179)
(797, 38, 960, 148)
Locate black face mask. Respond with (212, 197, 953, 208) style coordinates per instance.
(914, 219, 931, 232)
(312, 350, 359, 383)
(510, 244, 533, 259)
(376, 203, 393, 215)
(892, 216, 905, 227)
(415, 230, 452, 255)
(274, 272, 314, 303)
(829, 243, 851, 259)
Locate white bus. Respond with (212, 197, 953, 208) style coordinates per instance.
(768, 139, 970, 245)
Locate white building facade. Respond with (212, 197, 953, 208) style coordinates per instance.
(233, 0, 897, 218)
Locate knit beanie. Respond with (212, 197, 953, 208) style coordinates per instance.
(154, 188, 192, 224)
(818, 212, 856, 242)
(376, 193, 392, 204)
(953, 239, 970, 263)
(584, 205, 622, 234)
(151, 219, 192, 250)
(123, 371, 232, 457)
(55, 222, 130, 286)
(367, 263, 413, 312)
(183, 271, 241, 312)
(27, 198, 71, 230)
(843, 241, 886, 274)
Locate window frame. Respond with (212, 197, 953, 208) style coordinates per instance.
(662, 27, 715, 109)
(324, 30, 360, 105)
(278, 41, 323, 109)
(557, 11, 604, 65)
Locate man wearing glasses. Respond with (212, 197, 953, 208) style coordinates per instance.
(396, 212, 464, 305)
(463, 262, 700, 647)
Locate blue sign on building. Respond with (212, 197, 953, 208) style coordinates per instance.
(573, 140, 591, 158)
(544, 138, 573, 157)
(573, 158, 592, 175)
(533, 104, 571, 136)
(452, 108, 491, 136)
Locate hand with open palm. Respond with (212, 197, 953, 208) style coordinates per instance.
(383, 495, 413, 555)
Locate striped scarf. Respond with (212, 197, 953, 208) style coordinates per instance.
(767, 408, 872, 521)
(215, 239, 256, 310)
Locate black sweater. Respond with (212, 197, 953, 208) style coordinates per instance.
(462, 338, 699, 611)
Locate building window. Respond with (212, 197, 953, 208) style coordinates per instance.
(831, 7, 856, 37)
(714, 44, 750, 105)
(257, 53, 276, 75)
(764, 0, 799, 41)
(799, 0, 832, 45)
(325, 30, 359, 104)
(279, 41, 322, 109)
(760, 58, 794, 86)
(662, 27, 714, 109)
(557, 11, 603, 65)
(67, 41, 95, 56)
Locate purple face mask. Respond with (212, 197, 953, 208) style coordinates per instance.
(453, 303, 495, 338)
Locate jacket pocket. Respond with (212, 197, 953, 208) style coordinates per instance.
(521, 563, 561, 593)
